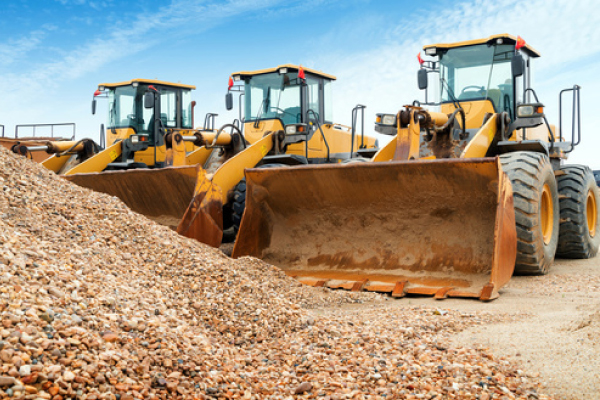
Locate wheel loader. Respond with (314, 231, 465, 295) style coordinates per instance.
(13, 70, 379, 248)
(11, 79, 248, 243)
(233, 34, 600, 300)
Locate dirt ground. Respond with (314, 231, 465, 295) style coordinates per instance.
(320, 257, 600, 400)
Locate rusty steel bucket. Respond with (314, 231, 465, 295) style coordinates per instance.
(232, 158, 517, 300)
(65, 165, 223, 245)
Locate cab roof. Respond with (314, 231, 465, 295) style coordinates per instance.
(98, 79, 196, 90)
(424, 34, 541, 58)
(231, 64, 337, 81)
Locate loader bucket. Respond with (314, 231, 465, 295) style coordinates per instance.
(233, 158, 517, 300)
(65, 165, 223, 247)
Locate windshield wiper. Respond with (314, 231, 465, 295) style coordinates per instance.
(253, 88, 271, 128)
(441, 76, 461, 110)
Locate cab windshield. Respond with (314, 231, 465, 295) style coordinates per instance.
(439, 44, 517, 116)
(244, 72, 303, 125)
(107, 85, 193, 133)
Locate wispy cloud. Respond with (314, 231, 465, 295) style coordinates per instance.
(0, 0, 331, 92)
(0, 25, 56, 68)
(0, 0, 301, 123)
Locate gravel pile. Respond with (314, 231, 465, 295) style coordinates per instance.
(0, 146, 552, 399)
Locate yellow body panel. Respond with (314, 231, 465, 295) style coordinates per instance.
(510, 123, 556, 143)
(372, 136, 397, 162)
(441, 100, 495, 130)
(244, 120, 285, 143)
(106, 127, 135, 147)
(133, 146, 167, 166)
(63, 142, 122, 175)
(461, 114, 499, 158)
(212, 133, 274, 203)
(42, 153, 72, 173)
(186, 147, 213, 166)
(244, 121, 377, 159)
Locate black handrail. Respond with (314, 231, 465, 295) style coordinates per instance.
(559, 85, 581, 153)
(203, 113, 218, 130)
(0, 125, 4, 137)
(239, 92, 245, 125)
(15, 123, 76, 140)
(351, 105, 366, 157)
(307, 109, 330, 162)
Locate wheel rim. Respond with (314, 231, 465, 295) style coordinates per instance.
(541, 184, 554, 245)
(587, 189, 597, 238)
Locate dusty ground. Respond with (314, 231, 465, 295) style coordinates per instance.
(320, 257, 600, 400)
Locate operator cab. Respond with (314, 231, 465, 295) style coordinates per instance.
(230, 65, 336, 131)
(421, 34, 540, 129)
(94, 79, 196, 147)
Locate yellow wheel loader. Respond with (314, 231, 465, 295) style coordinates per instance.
(216, 65, 379, 241)
(12, 79, 247, 244)
(233, 34, 600, 300)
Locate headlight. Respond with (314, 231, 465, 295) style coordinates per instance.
(233, 75, 241, 81)
(425, 47, 437, 56)
(382, 115, 396, 125)
(517, 103, 544, 118)
(131, 135, 139, 144)
(285, 124, 307, 135)
(375, 114, 396, 126)
(517, 105, 534, 117)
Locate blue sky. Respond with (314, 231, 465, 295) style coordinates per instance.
(2, 0, 600, 168)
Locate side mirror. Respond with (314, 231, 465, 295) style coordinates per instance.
(225, 92, 233, 111)
(511, 53, 524, 77)
(418, 69, 428, 90)
(144, 92, 155, 109)
(91, 99, 96, 115)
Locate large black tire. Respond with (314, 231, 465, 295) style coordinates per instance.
(231, 179, 246, 235)
(556, 165, 600, 258)
(231, 163, 288, 237)
(499, 152, 559, 275)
